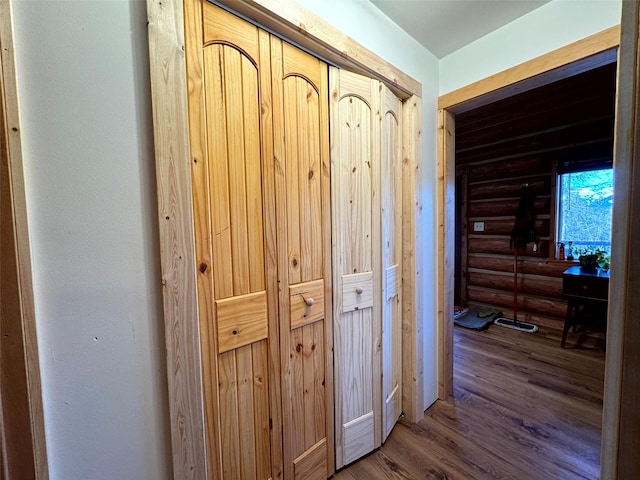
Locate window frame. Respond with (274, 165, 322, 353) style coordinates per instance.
(553, 166, 614, 260)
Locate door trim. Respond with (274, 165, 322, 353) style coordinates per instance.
(438, 25, 620, 112)
(602, 3, 640, 477)
(146, 0, 424, 477)
(0, 3, 48, 478)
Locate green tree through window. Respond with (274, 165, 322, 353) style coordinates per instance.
(558, 169, 613, 255)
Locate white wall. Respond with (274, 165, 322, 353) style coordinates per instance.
(294, 0, 442, 409)
(11, 1, 171, 478)
(439, 0, 622, 95)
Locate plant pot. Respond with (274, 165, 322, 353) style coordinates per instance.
(580, 265, 597, 273)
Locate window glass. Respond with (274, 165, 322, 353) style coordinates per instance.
(557, 169, 613, 256)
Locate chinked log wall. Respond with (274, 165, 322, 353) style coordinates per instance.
(456, 63, 616, 329)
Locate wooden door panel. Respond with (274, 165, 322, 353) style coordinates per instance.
(274, 37, 333, 480)
(293, 439, 327, 480)
(218, 343, 271, 479)
(208, 45, 264, 296)
(290, 279, 325, 329)
(203, 1, 259, 60)
(384, 265, 400, 300)
(341, 272, 374, 313)
(339, 310, 374, 418)
(193, 6, 332, 479)
(290, 321, 326, 457)
(215, 291, 268, 353)
(341, 98, 373, 272)
(330, 68, 381, 468)
(191, 4, 276, 479)
(383, 383, 401, 438)
(381, 86, 403, 442)
(283, 42, 324, 100)
(343, 411, 375, 465)
(283, 75, 323, 285)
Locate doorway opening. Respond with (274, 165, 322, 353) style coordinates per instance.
(453, 61, 617, 345)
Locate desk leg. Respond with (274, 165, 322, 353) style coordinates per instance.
(561, 299, 575, 348)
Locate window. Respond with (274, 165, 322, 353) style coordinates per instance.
(557, 168, 613, 256)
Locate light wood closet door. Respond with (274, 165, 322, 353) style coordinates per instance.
(271, 38, 334, 480)
(188, 3, 280, 479)
(381, 85, 403, 441)
(330, 69, 404, 466)
(330, 68, 382, 468)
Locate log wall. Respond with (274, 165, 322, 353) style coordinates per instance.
(455, 63, 617, 328)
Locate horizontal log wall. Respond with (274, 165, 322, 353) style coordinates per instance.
(456, 63, 616, 329)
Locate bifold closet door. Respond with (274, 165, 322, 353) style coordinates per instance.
(331, 68, 404, 467)
(187, 3, 280, 479)
(271, 38, 334, 480)
(381, 85, 403, 442)
(330, 68, 382, 468)
(187, 3, 334, 478)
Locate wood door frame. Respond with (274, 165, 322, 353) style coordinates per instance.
(436, 25, 620, 399)
(0, 3, 48, 478)
(436, 22, 640, 479)
(601, 3, 640, 477)
(146, 0, 423, 476)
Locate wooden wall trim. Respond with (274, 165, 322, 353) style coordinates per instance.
(436, 109, 454, 399)
(402, 95, 423, 422)
(146, 0, 207, 478)
(601, 2, 640, 478)
(214, 0, 422, 99)
(0, 3, 48, 478)
(439, 26, 620, 112)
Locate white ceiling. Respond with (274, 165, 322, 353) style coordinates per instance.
(369, 0, 551, 58)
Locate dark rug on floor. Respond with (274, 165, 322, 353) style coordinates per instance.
(454, 306, 501, 330)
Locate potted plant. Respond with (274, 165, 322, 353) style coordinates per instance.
(578, 248, 607, 273)
(599, 253, 611, 272)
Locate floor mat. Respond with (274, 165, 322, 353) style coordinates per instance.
(454, 306, 501, 330)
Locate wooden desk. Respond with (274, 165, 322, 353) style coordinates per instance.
(562, 266, 609, 348)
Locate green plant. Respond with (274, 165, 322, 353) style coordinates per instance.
(577, 248, 608, 271)
(599, 253, 611, 270)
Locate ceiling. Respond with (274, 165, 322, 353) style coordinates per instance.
(369, 0, 551, 58)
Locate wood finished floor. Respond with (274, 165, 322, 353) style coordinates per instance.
(333, 324, 605, 480)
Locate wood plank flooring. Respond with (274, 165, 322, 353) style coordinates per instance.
(334, 324, 605, 479)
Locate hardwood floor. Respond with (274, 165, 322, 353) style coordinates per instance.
(333, 324, 605, 479)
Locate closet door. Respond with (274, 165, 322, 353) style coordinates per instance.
(271, 38, 334, 480)
(187, 3, 280, 479)
(331, 69, 405, 465)
(381, 85, 403, 441)
(330, 68, 382, 468)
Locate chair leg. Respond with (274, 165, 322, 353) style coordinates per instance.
(561, 300, 575, 348)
